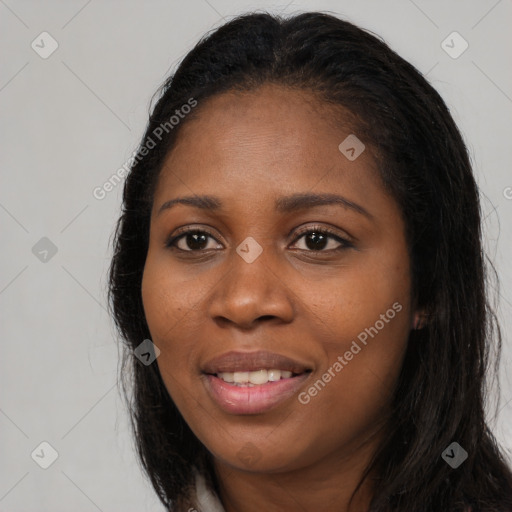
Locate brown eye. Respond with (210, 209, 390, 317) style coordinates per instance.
(167, 229, 222, 252)
(166, 225, 353, 254)
(291, 226, 353, 252)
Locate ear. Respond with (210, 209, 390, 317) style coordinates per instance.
(412, 310, 428, 330)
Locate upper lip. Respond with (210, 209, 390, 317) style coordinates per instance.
(202, 350, 312, 374)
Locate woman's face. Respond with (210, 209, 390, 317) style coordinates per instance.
(142, 84, 416, 474)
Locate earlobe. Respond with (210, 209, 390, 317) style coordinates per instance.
(412, 311, 428, 330)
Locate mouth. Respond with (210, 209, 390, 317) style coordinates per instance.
(202, 350, 313, 414)
(213, 368, 306, 386)
(202, 349, 312, 375)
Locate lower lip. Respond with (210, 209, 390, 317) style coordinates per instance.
(204, 373, 310, 414)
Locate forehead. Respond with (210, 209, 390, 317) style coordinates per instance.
(153, 84, 385, 216)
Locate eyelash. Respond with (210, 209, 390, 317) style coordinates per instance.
(165, 225, 353, 254)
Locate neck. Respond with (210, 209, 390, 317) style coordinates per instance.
(212, 435, 380, 512)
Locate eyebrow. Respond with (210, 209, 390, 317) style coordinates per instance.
(157, 192, 372, 219)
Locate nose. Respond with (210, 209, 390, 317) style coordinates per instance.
(207, 243, 295, 330)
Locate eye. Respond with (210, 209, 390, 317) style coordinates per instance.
(290, 225, 353, 252)
(166, 228, 222, 252)
(166, 225, 353, 253)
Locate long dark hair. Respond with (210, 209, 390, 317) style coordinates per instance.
(108, 11, 512, 511)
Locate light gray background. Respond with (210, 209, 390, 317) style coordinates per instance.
(1, 1, 511, 511)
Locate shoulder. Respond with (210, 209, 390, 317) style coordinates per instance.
(191, 467, 226, 512)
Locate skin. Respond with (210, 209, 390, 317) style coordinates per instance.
(141, 83, 421, 512)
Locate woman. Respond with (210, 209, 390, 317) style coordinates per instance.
(108, 11, 512, 511)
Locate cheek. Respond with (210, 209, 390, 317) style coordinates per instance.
(141, 265, 218, 447)
(300, 246, 412, 412)
(141, 254, 214, 396)
(294, 301, 410, 458)
(142, 259, 188, 328)
(141, 248, 212, 340)
(304, 246, 411, 340)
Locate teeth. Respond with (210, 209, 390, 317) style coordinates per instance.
(221, 372, 234, 383)
(249, 369, 268, 384)
(267, 369, 281, 381)
(217, 368, 296, 385)
(233, 371, 249, 383)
